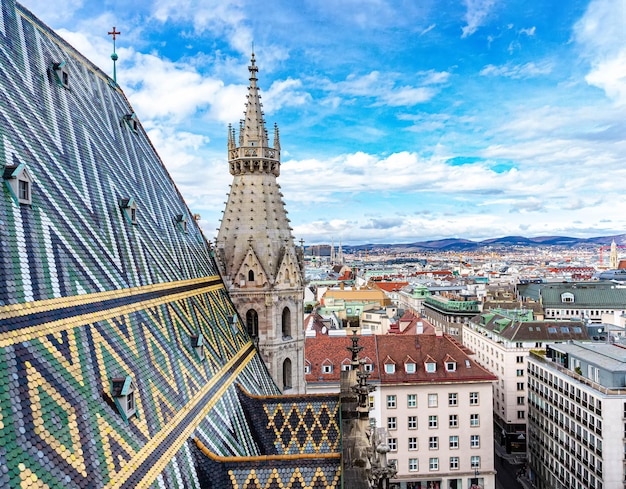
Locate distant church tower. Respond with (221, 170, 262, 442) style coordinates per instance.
(215, 53, 306, 393)
(610, 239, 618, 270)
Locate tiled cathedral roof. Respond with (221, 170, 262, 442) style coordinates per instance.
(0, 1, 340, 487)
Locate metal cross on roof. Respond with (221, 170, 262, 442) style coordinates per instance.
(108, 27, 121, 83)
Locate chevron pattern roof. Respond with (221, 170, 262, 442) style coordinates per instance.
(0, 1, 340, 487)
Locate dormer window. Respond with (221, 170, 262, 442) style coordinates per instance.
(175, 214, 188, 233)
(304, 362, 311, 374)
(425, 356, 437, 373)
(110, 375, 137, 423)
(3, 164, 33, 206)
(322, 360, 333, 374)
(405, 355, 417, 374)
(119, 198, 137, 225)
(190, 333, 205, 361)
(51, 61, 69, 89)
(122, 113, 139, 133)
(385, 363, 395, 374)
(364, 363, 373, 372)
(561, 292, 575, 303)
(445, 355, 457, 372)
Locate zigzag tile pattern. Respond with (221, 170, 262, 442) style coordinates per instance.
(236, 387, 341, 456)
(0, 1, 341, 487)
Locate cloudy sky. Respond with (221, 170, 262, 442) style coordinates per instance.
(20, 0, 626, 244)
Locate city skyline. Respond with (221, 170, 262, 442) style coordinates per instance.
(20, 0, 626, 244)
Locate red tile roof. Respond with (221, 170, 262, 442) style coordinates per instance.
(305, 333, 495, 385)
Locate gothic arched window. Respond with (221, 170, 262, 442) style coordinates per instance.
(246, 309, 258, 338)
(282, 307, 291, 338)
(283, 358, 292, 390)
(248, 269, 255, 282)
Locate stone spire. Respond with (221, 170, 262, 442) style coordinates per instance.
(215, 53, 306, 394)
(610, 239, 618, 270)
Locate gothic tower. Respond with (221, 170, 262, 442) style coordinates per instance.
(215, 53, 306, 393)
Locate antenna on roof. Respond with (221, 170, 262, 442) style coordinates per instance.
(108, 26, 121, 83)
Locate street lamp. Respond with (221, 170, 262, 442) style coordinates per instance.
(471, 468, 480, 489)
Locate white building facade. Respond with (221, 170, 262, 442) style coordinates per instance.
(527, 342, 626, 489)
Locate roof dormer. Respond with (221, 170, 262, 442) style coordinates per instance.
(404, 355, 417, 374)
(424, 355, 437, 373)
(444, 354, 457, 372)
(383, 355, 396, 374)
(119, 197, 137, 225)
(3, 163, 33, 206)
(110, 375, 137, 424)
(51, 61, 70, 89)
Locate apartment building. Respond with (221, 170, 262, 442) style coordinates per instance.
(527, 342, 626, 489)
(517, 281, 626, 323)
(305, 331, 497, 489)
(422, 292, 482, 340)
(464, 310, 588, 452)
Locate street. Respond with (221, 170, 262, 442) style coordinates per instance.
(495, 453, 524, 489)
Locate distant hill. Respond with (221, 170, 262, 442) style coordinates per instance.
(346, 234, 626, 252)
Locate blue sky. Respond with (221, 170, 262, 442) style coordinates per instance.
(20, 0, 626, 244)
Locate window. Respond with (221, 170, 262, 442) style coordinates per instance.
(364, 363, 373, 372)
(449, 435, 459, 449)
(470, 435, 480, 448)
(516, 369, 524, 377)
(428, 415, 438, 428)
(246, 309, 258, 338)
(282, 307, 292, 339)
(470, 414, 479, 427)
(190, 333, 205, 361)
(408, 437, 418, 450)
(122, 112, 139, 133)
(110, 375, 137, 423)
(387, 395, 397, 408)
(471, 456, 481, 469)
(469, 392, 479, 405)
(409, 458, 418, 472)
(304, 364, 311, 374)
(450, 456, 459, 470)
(175, 214, 188, 233)
(425, 361, 436, 373)
(517, 396, 525, 405)
(408, 416, 417, 429)
(407, 394, 417, 408)
(385, 363, 396, 374)
(428, 393, 438, 407)
(429, 458, 439, 471)
(446, 361, 456, 372)
(322, 363, 333, 374)
(19, 180, 29, 202)
(341, 363, 351, 371)
(368, 396, 374, 409)
(517, 410, 525, 419)
(449, 393, 458, 406)
(449, 414, 458, 428)
(429, 436, 439, 450)
(387, 438, 397, 451)
(282, 358, 292, 390)
(387, 417, 397, 430)
(118, 198, 138, 225)
(517, 356, 524, 363)
(517, 382, 525, 391)
(405, 362, 416, 374)
(51, 61, 69, 88)
(4, 164, 34, 206)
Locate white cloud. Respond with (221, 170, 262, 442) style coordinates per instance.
(321, 70, 448, 107)
(18, 0, 84, 25)
(461, 0, 496, 38)
(519, 26, 536, 36)
(574, 0, 626, 105)
(480, 61, 553, 79)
